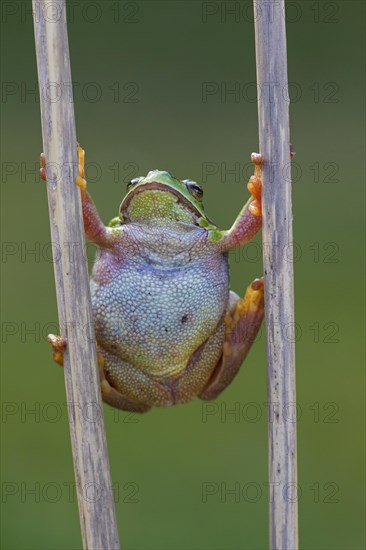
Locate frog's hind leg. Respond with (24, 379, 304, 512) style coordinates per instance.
(98, 351, 152, 413)
(47, 334, 150, 413)
(100, 348, 174, 411)
(199, 277, 264, 401)
(170, 321, 226, 405)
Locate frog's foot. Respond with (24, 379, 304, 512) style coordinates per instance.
(39, 144, 87, 190)
(47, 332, 99, 372)
(246, 146, 295, 217)
(247, 153, 263, 217)
(47, 334, 67, 366)
(199, 277, 264, 401)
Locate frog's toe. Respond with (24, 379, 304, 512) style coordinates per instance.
(75, 175, 87, 191)
(47, 334, 67, 366)
(77, 143, 85, 177)
(251, 152, 263, 166)
(75, 143, 87, 190)
(39, 152, 47, 181)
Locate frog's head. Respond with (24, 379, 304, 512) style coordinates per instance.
(119, 170, 212, 226)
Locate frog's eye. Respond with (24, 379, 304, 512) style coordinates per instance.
(127, 178, 141, 190)
(183, 180, 203, 201)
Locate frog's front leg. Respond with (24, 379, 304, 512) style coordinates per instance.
(220, 153, 263, 251)
(199, 277, 264, 401)
(74, 144, 114, 247)
(40, 144, 114, 248)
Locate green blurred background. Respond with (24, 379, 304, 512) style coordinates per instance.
(1, 1, 365, 548)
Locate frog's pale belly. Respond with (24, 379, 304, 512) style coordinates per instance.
(90, 252, 229, 378)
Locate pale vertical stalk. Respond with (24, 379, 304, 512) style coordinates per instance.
(253, 1, 298, 548)
(33, 1, 120, 548)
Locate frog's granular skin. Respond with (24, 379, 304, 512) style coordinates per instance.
(84, 171, 264, 410)
(91, 216, 230, 404)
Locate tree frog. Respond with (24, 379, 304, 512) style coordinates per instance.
(41, 146, 264, 413)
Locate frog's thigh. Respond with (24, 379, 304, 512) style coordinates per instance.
(99, 347, 172, 410)
(199, 278, 264, 401)
(171, 321, 225, 404)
